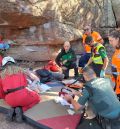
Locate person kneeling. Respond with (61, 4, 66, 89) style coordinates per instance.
(0, 56, 40, 123)
(64, 66, 120, 129)
(55, 41, 78, 79)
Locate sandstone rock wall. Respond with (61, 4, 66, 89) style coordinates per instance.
(0, 0, 119, 37)
(0, 0, 120, 61)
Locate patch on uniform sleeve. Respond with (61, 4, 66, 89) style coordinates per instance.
(99, 48, 105, 52)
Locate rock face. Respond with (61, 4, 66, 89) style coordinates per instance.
(1, 0, 119, 36)
(111, 0, 120, 27)
(100, 0, 116, 28)
(0, 12, 49, 28)
(0, 0, 120, 32)
(28, 0, 118, 28)
(0, 0, 120, 61)
(6, 45, 59, 61)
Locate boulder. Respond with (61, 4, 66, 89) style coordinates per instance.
(0, 0, 120, 63)
(0, 11, 49, 28)
(111, 0, 120, 26)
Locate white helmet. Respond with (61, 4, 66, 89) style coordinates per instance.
(2, 56, 15, 66)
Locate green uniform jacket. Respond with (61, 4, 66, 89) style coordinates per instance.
(78, 78, 120, 119)
(55, 48, 77, 67)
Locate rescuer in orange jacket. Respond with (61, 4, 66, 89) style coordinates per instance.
(79, 25, 104, 69)
(109, 30, 120, 100)
(0, 56, 40, 122)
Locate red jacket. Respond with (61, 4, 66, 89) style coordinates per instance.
(0, 78, 5, 99)
(1, 72, 27, 93)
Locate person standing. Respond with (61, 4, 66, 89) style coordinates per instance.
(55, 41, 78, 79)
(85, 36, 109, 77)
(109, 30, 120, 100)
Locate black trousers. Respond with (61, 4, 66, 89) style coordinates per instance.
(77, 116, 120, 129)
(91, 63, 103, 77)
(76, 118, 102, 129)
(97, 116, 120, 129)
(79, 53, 91, 67)
(62, 62, 78, 78)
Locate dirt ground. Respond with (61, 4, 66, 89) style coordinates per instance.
(0, 113, 36, 129)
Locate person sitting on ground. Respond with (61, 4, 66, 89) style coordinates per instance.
(35, 68, 64, 83)
(25, 68, 64, 92)
(79, 25, 104, 71)
(25, 68, 41, 93)
(64, 66, 120, 129)
(0, 56, 40, 123)
(85, 36, 109, 77)
(55, 41, 78, 79)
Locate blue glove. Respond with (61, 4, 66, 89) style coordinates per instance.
(100, 69, 105, 78)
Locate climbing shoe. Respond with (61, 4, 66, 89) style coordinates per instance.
(15, 107, 23, 123)
(6, 107, 15, 122)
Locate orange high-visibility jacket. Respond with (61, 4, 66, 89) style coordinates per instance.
(112, 49, 120, 95)
(82, 31, 103, 53)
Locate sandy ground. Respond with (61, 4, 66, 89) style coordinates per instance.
(0, 113, 36, 129)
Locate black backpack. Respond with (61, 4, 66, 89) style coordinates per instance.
(35, 69, 53, 83)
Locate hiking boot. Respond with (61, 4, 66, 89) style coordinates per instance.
(15, 107, 23, 123)
(6, 107, 15, 122)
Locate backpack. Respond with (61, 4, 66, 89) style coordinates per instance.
(44, 60, 60, 72)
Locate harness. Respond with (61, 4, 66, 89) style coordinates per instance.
(4, 86, 26, 95)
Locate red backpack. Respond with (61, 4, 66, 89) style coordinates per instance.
(44, 60, 60, 72)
